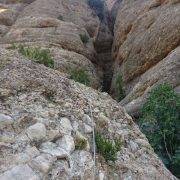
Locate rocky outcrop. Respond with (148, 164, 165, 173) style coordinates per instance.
(121, 46, 180, 117)
(0, 47, 175, 179)
(0, 1, 26, 36)
(0, 0, 102, 89)
(0, 0, 178, 179)
(111, 0, 180, 115)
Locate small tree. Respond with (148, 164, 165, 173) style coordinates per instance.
(139, 84, 180, 177)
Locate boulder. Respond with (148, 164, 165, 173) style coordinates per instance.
(0, 114, 13, 129)
(56, 135, 75, 154)
(0, 49, 175, 179)
(0, 165, 40, 180)
(121, 45, 180, 116)
(26, 123, 46, 142)
(111, 0, 180, 114)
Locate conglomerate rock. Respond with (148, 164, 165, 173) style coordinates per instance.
(0, 0, 101, 89)
(0, 0, 178, 179)
(0, 46, 175, 179)
(111, 0, 180, 115)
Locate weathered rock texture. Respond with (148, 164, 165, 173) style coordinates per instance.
(0, 47, 175, 179)
(0, 0, 178, 179)
(111, 0, 180, 116)
(0, 0, 101, 89)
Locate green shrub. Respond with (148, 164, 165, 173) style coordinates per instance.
(70, 69, 90, 86)
(95, 132, 122, 162)
(75, 138, 87, 150)
(18, 45, 54, 68)
(58, 15, 64, 21)
(8, 43, 18, 50)
(139, 84, 180, 177)
(115, 74, 125, 101)
(80, 34, 89, 44)
(172, 147, 180, 177)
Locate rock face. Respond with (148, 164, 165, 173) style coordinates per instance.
(0, 0, 101, 89)
(0, 0, 178, 179)
(111, 0, 180, 115)
(0, 48, 175, 179)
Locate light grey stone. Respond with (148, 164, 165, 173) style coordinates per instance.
(31, 154, 56, 173)
(59, 117, 73, 135)
(0, 164, 40, 180)
(40, 142, 69, 159)
(56, 135, 75, 153)
(26, 123, 46, 141)
(0, 114, 13, 129)
(129, 140, 138, 153)
(84, 124, 93, 134)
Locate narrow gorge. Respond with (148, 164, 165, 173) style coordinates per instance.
(0, 0, 179, 179)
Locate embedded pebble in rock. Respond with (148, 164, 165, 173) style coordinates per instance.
(59, 117, 73, 135)
(0, 164, 40, 180)
(46, 129, 61, 141)
(26, 146, 40, 159)
(129, 140, 139, 153)
(84, 123, 93, 134)
(56, 135, 75, 153)
(0, 114, 13, 129)
(26, 123, 46, 142)
(30, 154, 56, 174)
(83, 114, 94, 126)
(72, 121, 79, 131)
(40, 142, 69, 159)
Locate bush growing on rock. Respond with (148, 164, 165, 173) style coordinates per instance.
(58, 15, 64, 21)
(95, 132, 122, 162)
(70, 69, 90, 86)
(18, 46, 54, 68)
(79, 34, 89, 44)
(139, 84, 180, 177)
(75, 138, 87, 150)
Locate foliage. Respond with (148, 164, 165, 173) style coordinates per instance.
(139, 84, 180, 177)
(172, 147, 180, 177)
(58, 15, 64, 21)
(115, 74, 125, 101)
(79, 34, 89, 44)
(95, 132, 122, 162)
(75, 138, 87, 150)
(88, 0, 104, 20)
(8, 43, 18, 50)
(70, 69, 90, 86)
(18, 45, 54, 68)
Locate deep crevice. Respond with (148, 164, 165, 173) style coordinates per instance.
(90, 2, 115, 93)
